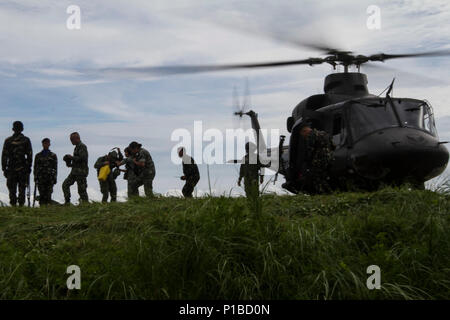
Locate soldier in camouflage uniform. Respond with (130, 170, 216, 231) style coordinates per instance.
(94, 149, 123, 202)
(293, 122, 334, 194)
(178, 147, 200, 198)
(34, 138, 57, 205)
(1, 121, 33, 206)
(237, 142, 269, 198)
(62, 132, 89, 204)
(126, 141, 155, 198)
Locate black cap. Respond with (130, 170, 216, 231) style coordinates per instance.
(128, 141, 142, 149)
(13, 121, 23, 132)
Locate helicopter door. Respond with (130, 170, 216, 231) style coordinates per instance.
(332, 113, 346, 146)
(330, 111, 349, 178)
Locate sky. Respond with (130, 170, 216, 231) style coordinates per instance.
(0, 0, 449, 204)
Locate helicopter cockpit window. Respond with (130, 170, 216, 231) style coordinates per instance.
(396, 100, 437, 136)
(350, 102, 398, 140)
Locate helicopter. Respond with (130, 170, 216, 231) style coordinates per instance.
(103, 45, 450, 193)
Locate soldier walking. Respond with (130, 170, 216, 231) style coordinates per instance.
(94, 148, 123, 202)
(34, 138, 57, 205)
(126, 141, 155, 198)
(1, 121, 33, 206)
(237, 142, 268, 198)
(177, 147, 200, 198)
(62, 132, 89, 204)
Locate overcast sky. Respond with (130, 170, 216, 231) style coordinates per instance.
(0, 0, 449, 204)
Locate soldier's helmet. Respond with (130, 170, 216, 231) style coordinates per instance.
(12, 121, 24, 132)
(63, 154, 72, 167)
(128, 141, 142, 150)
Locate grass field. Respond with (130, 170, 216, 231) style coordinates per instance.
(0, 185, 449, 300)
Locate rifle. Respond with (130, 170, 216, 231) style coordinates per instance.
(26, 175, 31, 207)
(32, 182, 37, 207)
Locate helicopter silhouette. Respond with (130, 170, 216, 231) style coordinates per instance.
(102, 44, 450, 193)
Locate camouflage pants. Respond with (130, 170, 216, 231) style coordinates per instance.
(128, 175, 153, 198)
(244, 179, 259, 199)
(182, 176, 199, 198)
(6, 172, 28, 206)
(37, 181, 54, 205)
(99, 176, 117, 202)
(62, 174, 88, 203)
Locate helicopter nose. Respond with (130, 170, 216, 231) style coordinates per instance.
(351, 127, 449, 181)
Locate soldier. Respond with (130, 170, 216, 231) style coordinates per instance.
(94, 149, 123, 202)
(237, 142, 268, 198)
(127, 141, 155, 198)
(34, 138, 57, 205)
(62, 132, 89, 204)
(177, 147, 200, 198)
(293, 122, 334, 194)
(1, 121, 33, 206)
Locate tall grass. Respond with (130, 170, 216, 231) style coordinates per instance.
(0, 186, 448, 299)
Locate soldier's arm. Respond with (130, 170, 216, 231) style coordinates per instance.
(1, 139, 8, 172)
(134, 153, 146, 167)
(53, 154, 58, 183)
(26, 137, 33, 170)
(239, 164, 244, 180)
(72, 144, 88, 163)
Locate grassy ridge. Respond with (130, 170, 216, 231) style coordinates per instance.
(0, 187, 449, 299)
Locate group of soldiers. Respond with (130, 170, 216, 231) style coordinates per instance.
(1, 121, 201, 206)
(1, 119, 333, 206)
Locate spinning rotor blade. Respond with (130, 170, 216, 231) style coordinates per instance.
(368, 49, 450, 62)
(362, 63, 446, 85)
(100, 58, 325, 77)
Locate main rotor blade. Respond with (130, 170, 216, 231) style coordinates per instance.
(99, 58, 325, 77)
(369, 49, 450, 62)
(362, 63, 446, 85)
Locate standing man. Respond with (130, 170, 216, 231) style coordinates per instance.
(117, 147, 138, 198)
(177, 147, 200, 198)
(237, 142, 268, 198)
(34, 138, 57, 205)
(294, 122, 334, 194)
(94, 149, 123, 202)
(62, 132, 89, 204)
(2, 121, 33, 206)
(127, 141, 155, 198)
